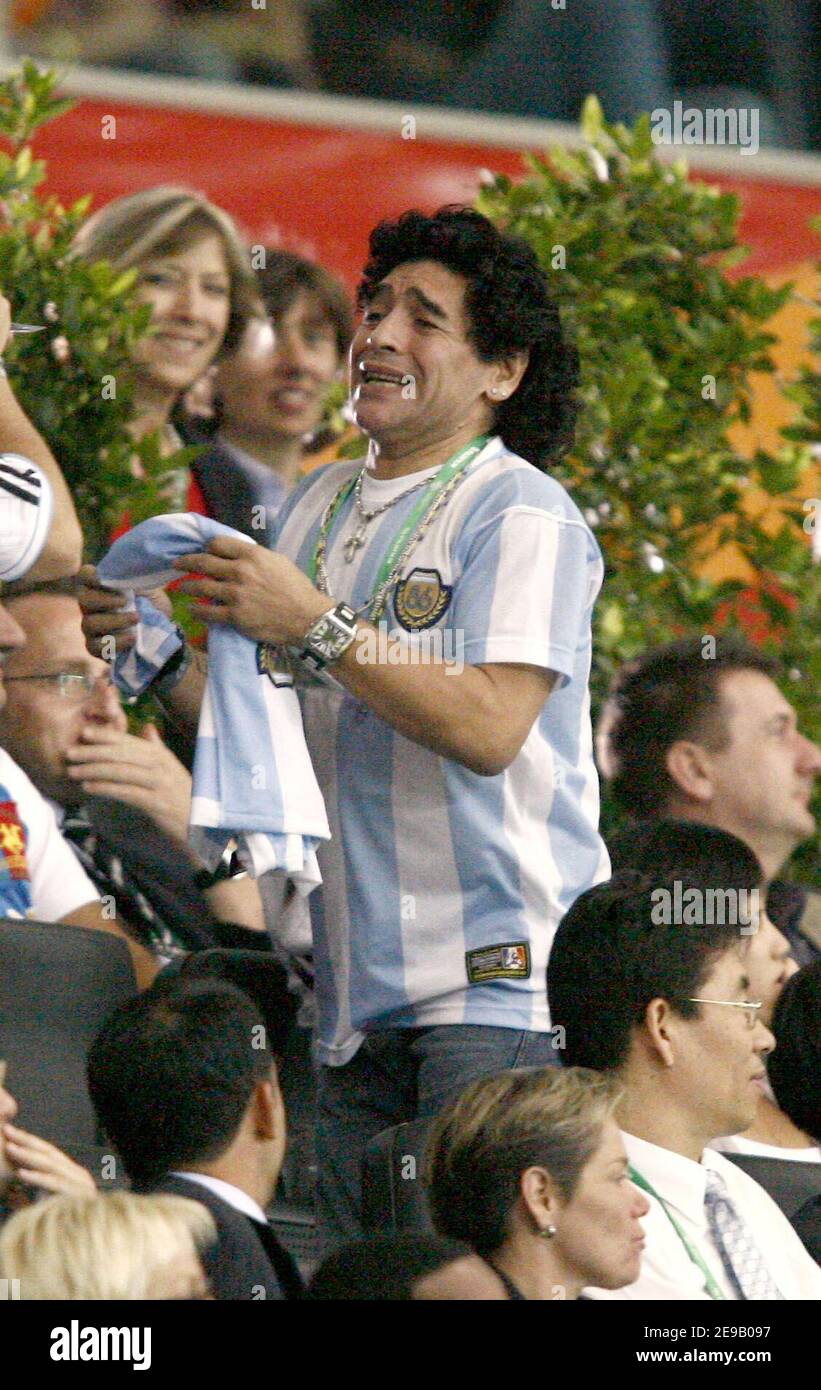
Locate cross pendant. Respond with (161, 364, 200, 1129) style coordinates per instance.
(344, 526, 367, 563)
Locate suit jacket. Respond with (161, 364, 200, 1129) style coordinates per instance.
(78, 799, 274, 960)
(189, 434, 287, 540)
(150, 1173, 304, 1301)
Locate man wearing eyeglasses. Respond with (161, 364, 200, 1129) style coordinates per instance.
(0, 466, 158, 987)
(0, 588, 266, 963)
(547, 870, 821, 1299)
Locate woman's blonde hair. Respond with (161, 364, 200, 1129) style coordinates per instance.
(426, 1066, 621, 1256)
(72, 184, 259, 356)
(0, 1191, 216, 1299)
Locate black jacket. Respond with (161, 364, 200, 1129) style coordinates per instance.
(151, 1173, 304, 1301)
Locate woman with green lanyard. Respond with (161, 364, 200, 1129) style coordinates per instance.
(426, 1066, 650, 1301)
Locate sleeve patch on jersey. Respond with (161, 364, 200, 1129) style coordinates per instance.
(466, 941, 530, 983)
(394, 568, 452, 631)
(0, 799, 30, 880)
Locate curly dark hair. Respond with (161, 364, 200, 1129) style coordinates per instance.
(357, 206, 579, 470)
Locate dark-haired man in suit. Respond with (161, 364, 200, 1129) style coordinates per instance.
(87, 976, 302, 1300)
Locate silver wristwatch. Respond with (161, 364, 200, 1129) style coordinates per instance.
(298, 602, 359, 671)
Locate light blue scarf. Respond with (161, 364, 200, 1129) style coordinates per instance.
(97, 514, 330, 890)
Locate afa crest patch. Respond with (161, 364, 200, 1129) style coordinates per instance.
(394, 568, 452, 631)
(256, 643, 295, 688)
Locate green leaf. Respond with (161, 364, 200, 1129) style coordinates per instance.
(580, 95, 605, 143)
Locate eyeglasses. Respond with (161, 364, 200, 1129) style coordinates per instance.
(4, 672, 115, 700)
(686, 998, 763, 1030)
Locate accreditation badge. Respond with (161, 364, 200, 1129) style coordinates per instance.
(394, 567, 452, 631)
(256, 643, 295, 688)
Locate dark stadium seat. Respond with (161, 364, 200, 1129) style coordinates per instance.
(722, 1152, 821, 1263)
(0, 919, 137, 1168)
(361, 1118, 436, 1235)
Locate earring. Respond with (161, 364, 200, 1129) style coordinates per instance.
(540, 1224, 557, 1239)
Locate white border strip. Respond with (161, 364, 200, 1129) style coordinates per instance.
(4, 61, 821, 187)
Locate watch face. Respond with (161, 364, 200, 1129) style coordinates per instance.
(314, 621, 340, 658)
(304, 607, 357, 666)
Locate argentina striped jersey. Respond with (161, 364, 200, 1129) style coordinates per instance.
(273, 436, 611, 1064)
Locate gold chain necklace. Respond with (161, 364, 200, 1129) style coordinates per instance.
(314, 465, 470, 622)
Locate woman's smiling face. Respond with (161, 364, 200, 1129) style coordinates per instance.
(132, 232, 232, 396)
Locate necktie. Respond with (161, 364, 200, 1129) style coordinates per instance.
(61, 808, 184, 961)
(704, 1168, 783, 1300)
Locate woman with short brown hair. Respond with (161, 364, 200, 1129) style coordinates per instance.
(426, 1066, 650, 1300)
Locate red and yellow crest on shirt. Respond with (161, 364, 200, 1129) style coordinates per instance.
(0, 800, 30, 880)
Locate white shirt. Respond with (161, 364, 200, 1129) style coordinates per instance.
(585, 1131, 821, 1301)
(711, 1133, 821, 1163)
(0, 748, 99, 921)
(168, 1172, 268, 1225)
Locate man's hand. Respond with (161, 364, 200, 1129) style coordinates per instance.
(174, 537, 329, 646)
(2, 1122, 96, 1197)
(75, 564, 173, 659)
(66, 723, 193, 845)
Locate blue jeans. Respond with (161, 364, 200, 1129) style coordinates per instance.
(315, 1024, 561, 1249)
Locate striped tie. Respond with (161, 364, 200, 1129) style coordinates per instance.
(704, 1169, 783, 1300)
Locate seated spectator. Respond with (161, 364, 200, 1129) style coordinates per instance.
(714, 963, 821, 1264)
(13, 1, 238, 83)
(716, 962, 821, 1163)
(547, 872, 821, 1298)
(0, 1060, 95, 1222)
(0, 587, 267, 962)
(445, 0, 674, 125)
(0, 1191, 214, 1300)
(307, 1, 501, 103)
(607, 820, 796, 1028)
(425, 1067, 649, 1300)
(599, 635, 821, 964)
(182, 250, 353, 540)
(87, 977, 303, 1300)
(72, 185, 257, 523)
(767, 963, 821, 1150)
(0, 460, 156, 986)
(308, 1233, 507, 1300)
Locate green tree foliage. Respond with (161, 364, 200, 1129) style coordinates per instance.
(477, 98, 820, 879)
(0, 61, 198, 560)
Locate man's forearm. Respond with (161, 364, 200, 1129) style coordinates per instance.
(203, 876, 266, 933)
(152, 645, 208, 734)
(326, 621, 553, 775)
(0, 379, 82, 578)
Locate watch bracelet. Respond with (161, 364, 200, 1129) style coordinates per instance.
(148, 630, 192, 695)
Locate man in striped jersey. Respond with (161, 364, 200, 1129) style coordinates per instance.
(79, 208, 611, 1245)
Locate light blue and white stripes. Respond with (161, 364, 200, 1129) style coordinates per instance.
(97, 514, 330, 890)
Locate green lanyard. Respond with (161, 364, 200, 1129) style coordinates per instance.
(307, 434, 490, 614)
(629, 1165, 726, 1301)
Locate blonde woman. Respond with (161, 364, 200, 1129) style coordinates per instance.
(426, 1067, 650, 1300)
(72, 184, 258, 516)
(0, 1190, 216, 1299)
